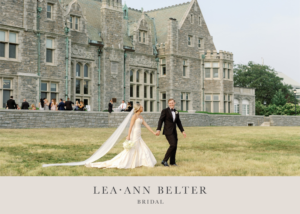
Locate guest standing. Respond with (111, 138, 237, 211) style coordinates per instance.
(49, 100, 52, 110)
(57, 99, 65, 111)
(31, 104, 36, 110)
(65, 98, 74, 111)
(51, 99, 57, 111)
(118, 100, 127, 112)
(21, 99, 29, 110)
(74, 100, 79, 111)
(78, 101, 85, 111)
(6, 96, 17, 109)
(108, 99, 113, 114)
(125, 102, 132, 112)
(44, 99, 50, 110)
(39, 98, 45, 110)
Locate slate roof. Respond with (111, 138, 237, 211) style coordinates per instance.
(61, 0, 192, 47)
(146, 2, 191, 44)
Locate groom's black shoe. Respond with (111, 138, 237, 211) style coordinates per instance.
(161, 161, 169, 167)
(170, 164, 178, 166)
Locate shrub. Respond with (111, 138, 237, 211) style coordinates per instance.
(256, 102, 300, 116)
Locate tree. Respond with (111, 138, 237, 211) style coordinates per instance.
(271, 89, 287, 106)
(234, 62, 295, 105)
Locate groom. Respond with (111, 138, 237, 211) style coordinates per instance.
(156, 99, 186, 167)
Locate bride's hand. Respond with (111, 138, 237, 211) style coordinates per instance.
(126, 136, 130, 140)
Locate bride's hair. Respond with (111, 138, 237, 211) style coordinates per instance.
(133, 103, 141, 113)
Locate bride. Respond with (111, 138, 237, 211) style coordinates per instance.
(85, 103, 157, 169)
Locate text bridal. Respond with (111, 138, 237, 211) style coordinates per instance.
(94, 186, 207, 194)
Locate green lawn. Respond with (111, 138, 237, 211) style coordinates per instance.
(0, 127, 299, 176)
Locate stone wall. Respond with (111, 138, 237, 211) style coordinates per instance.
(2, 110, 299, 129)
(209, 115, 264, 126)
(0, 110, 269, 129)
(270, 115, 300, 126)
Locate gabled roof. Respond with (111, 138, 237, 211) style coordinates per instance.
(145, 2, 191, 44)
(125, 8, 157, 47)
(63, 0, 103, 42)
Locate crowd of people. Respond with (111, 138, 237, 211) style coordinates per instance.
(5, 96, 85, 111)
(108, 100, 133, 113)
(5, 96, 134, 113)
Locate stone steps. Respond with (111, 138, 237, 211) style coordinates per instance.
(260, 122, 271, 126)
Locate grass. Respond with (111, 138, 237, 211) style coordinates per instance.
(0, 127, 299, 176)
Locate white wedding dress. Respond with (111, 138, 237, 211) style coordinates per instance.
(85, 118, 157, 169)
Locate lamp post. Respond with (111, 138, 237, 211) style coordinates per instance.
(294, 89, 297, 115)
(64, 26, 70, 101)
(202, 54, 205, 112)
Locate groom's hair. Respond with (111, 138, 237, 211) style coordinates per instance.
(168, 99, 175, 103)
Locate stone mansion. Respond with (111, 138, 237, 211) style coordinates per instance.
(0, 0, 255, 115)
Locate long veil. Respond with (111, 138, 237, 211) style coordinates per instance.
(42, 110, 134, 167)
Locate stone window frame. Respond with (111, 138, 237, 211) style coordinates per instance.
(227, 63, 232, 80)
(75, 62, 91, 98)
(213, 94, 220, 113)
(75, 97, 90, 108)
(160, 92, 167, 110)
(204, 62, 220, 79)
(70, 15, 80, 31)
(212, 62, 220, 79)
(223, 94, 232, 113)
(190, 14, 194, 24)
(45, 37, 55, 65)
(47, 3, 53, 20)
(130, 68, 156, 112)
(41, 80, 59, 102)
(0, 29, 19, 61)
(160, 58, 167, 77)
(242, 99, 250, 116)
(204, 62, 211, 78)
(0, 77, 13, 109)
(139, 30, 147, 44)
(205, 94, 220, 113)
(198, 15, 202, 26)
(188, 35, 194, 47)
(223, 63, 227, 79)
(234, 99, 240, 114)
(182, 59, 189, 78)
(198, 37, 204, 50)
(181, 92, 191, 111)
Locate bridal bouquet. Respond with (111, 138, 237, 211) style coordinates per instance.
(123, 140, 135, 150)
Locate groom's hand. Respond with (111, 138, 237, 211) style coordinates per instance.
(155, 130, 160, 136)
(182, 131, 186, 138)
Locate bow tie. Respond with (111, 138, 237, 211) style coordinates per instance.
(171, 109, 176, 112)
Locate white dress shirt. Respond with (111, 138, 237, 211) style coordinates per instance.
(119, 103, 127, 110)
(169, 107, 175, 122)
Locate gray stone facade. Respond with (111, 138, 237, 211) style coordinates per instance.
(0, 0, 255, 115)
(234, 87, 256, 116)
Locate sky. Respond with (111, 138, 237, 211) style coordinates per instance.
(124, 0, 300, 85)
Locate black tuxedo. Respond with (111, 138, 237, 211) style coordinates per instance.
(157, 108, 184, 164)
(65, 101, 74, 110)
(6, 99, 17, 109)
(108, 103, 113, 113)
(21, 102, 29, 110)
